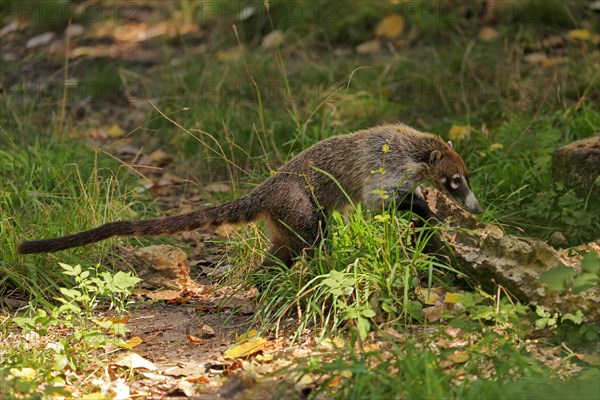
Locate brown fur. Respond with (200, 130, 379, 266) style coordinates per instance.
(17, 123, 481, 266)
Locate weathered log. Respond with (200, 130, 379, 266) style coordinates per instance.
(422, 188, 600, 322)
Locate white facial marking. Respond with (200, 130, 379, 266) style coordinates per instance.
(441, 177, 447, 183)
(450, 174, 461, 190)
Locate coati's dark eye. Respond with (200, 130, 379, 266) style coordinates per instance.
(453, 176, 461, 184)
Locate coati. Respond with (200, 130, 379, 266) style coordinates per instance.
(17, 123, 482, 267)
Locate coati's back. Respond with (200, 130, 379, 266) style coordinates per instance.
(271, 123, 453, 210)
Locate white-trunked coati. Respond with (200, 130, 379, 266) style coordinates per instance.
(18, 123, 482, 267)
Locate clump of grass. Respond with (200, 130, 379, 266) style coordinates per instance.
(0, 132, 145, 304)
(239, 205, 457, 340)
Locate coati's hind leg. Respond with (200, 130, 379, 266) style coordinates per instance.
(261, 189, 326, 268)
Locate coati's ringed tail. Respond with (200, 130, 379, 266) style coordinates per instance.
(17, 195, 260, 254)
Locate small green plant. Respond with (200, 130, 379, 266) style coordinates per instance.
(250, 204, 456, 339)
(2, 263, 140, 398)
(538, 252, 600, 294)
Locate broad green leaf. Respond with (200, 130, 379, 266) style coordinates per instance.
(538, 265, 577, 291)
(561, 311, 583, 324)
(361, 308, 376, 318)
(572, 273, 598, 294)
(581, 252, 600, 273)
(356, 317, 370, 340)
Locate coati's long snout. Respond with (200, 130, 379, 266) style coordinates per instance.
(18, 123, 482, 265)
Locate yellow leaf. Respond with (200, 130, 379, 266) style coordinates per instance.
(107, 123, 124, 138)
(447, 350, 470, 364)
(422, 290, 439, 305)
(567, 29, 590, 41)
(382, 143, 390, 153)
(82, 392, 110, 400)
(448, 125, 472, 142)
(488, 143, 503, 151)
(541, 58, 556, 69)
(444, 293, 463, 304)
(217, 48, 242, 62)
(375, 15, 405, 39)
(362, 343, 380, 352)
(223, 337, 267, 359)
(318, 336, 346, 350)
(149, 149, 170, 163)
(125, 336, 143, 348)
(236, 329, 258, 342)
(255, 354, 273, 362)
(101, 315, 130, 324)
(10, 367, 36, 381)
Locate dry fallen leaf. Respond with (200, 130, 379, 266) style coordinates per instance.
(421, 288, 441, 305)
(114, 353, 157, 371)
(205, 182, 231, 193)
(478, 26, 498, 42)
(124, 336, 143, 348)
(356, 40, 381, 55)
(567, 29, 591, 41)
(165, 364, 206, 377)
(255, 354, 273, 363)
(26, 32, 55, 48)
(148, 149, 171, 163)
(145, 290, 182, 301)
(81, 392, 111, 400)
(524, 52, 548, 64)
(236, 329, 259, 342)
(423, 304, 444, 322)
(187, 334, 205, 345)
(101, 315, 131, 324)
(375, 15, 405, 39)
(447, 350, 470, 364)
(261, 30, 285, 49)
(223, 337, 267, 359)
(448, 125, 472, 142)
(107, 123, 124, 138)
(187, 375, 211, 384)
(217, 48, 242, 62)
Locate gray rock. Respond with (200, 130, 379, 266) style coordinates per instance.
(552, 134, 600, 198)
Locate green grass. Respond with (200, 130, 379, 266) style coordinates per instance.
(0, 132, 147, 304)
(296, 335, 600, 399)
(243, 206, 458, 340)
(463, 107, 600, 243)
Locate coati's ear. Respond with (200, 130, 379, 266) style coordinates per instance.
(429, 150, 443, 166)
(447, 140, 453, 148)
